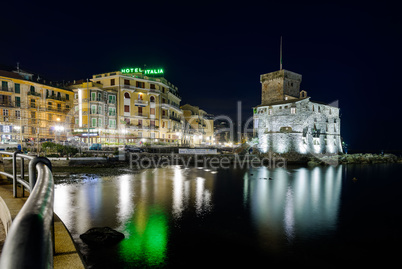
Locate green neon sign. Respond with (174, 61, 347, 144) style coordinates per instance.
(121, 67, 164, 75)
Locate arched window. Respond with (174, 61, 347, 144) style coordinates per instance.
(150, 96, 155, 102)
(124, 92, 130, 99)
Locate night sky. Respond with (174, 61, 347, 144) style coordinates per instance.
(2, 1, 401, 151)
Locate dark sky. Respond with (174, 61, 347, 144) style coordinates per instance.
(2, 0, 402, 151)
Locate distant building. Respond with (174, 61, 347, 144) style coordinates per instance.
(69, 68, 183, 144)
(0, 69, 73, 144)
(253, 69, 342, 154)
(181, 104, 214, 146)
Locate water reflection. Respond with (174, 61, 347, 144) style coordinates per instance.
(54, 165, 345, 267)
(54, 167, 215, 267)
(244, 166, 342, 249)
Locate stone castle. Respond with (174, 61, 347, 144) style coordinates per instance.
(253, 69, 343, 154)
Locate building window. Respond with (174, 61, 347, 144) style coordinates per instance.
(15, 110, 21, 119)
(108, 119, 116, 128)
(109, 107, 116, 116)
(150, 108, 155, 115)
(138, 93, 143, 100)
(3, 125, 10, 133)
(98, 118, 102, 127)
(291, 107, 296, 114)
(30, 99, 35, 108)
(91, 92, 96, 101)
(150, 84, 155, 89)
(138, 107, 142, 115)
(124, 79, 130, 85)
(124, 105, 130, 113)
(108, 95, 116, 104)
(138, 119, 142, 126)
(15, 97, 20, 107)
(66, 94, 69, 100)
(150, 120, 155, 127)
(91, 105, 97, 114)
(1, 81, 8, 90)
(98, 105, 102, 114)
(92, 118, 97, 127)
(124, 92, 130, 99)
(57, 104, 61, 111)
(150, 96, 155, 102)
(15, 83, 20, 93)
(30, 86, 35, 93)
(111, 79, 115, 86)
(268, 109, 272, 115)
(3, 109, 8, 116)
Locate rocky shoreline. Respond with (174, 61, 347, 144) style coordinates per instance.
(307, 153, 401, 166)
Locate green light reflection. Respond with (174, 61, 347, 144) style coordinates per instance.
(119, 206, 168, 267)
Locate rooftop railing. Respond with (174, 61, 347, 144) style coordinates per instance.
(0, 152, 54, 269)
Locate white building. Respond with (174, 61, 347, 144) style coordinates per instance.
(253, 69, 342, 154)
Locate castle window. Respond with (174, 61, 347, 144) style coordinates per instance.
(291, 107, 296, 114)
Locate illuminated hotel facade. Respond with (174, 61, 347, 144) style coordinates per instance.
(70, 68, 183, 144)
(0, 69, 73, 144)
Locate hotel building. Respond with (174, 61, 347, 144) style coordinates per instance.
(70, 68, 183, 144)
(0, 69, 73, 144)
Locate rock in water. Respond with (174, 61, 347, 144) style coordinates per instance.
(80, 227, 125, 246)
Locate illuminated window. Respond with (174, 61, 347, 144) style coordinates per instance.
(92, 118, 97, 127)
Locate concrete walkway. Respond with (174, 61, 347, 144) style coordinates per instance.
(0, 184, 85, 268)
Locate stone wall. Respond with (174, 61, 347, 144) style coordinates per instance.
(256, 98, 342, 154)
(260, 70, 302, 105)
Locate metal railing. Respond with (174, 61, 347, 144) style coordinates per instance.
(0, 152, 54, 269)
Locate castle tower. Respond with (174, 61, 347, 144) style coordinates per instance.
(260, 69, 302, 105)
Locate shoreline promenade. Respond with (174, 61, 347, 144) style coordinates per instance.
(0, 183, 85, 268)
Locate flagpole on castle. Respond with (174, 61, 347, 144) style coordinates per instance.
(280, 36, 283, 70)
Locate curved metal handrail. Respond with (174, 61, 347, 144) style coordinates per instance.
(0, 152, 54, 269)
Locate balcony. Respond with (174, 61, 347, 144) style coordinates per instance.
(0, 87, 13, 93)
(133, 112, 147, 118)
(169, 115, 182, 123)
(47, 95, 66, 101)
(149, 89, 161, 94)
(0, 102, 15, 108)
(28, 91, 41, 97)
(135, 100, 148, 107)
